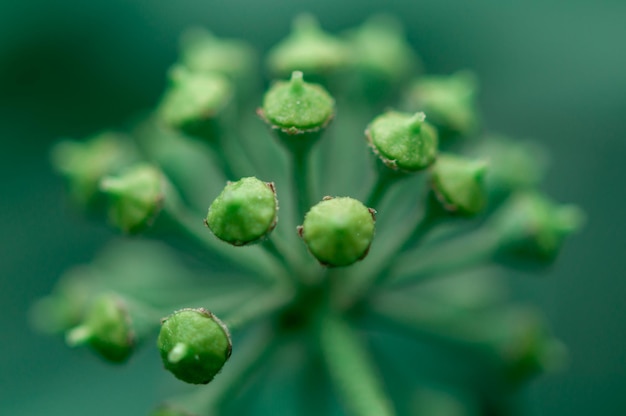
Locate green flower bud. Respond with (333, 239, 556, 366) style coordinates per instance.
(430, 154, 488, 216)
(157, 308, 232, 385)
(473, 135, 549, 195)
(299, 197, 376, 267)
(492, 192, 584, 262)
(179, 28, 257, 87)
(266, 14, 350, 79)
(346, 15, 419, 84)
(259, 71, 335, 145)
(100, 164, 165, 234)
(157, 66, 233, 142)
(404, 71, 479, 136)
(51, 132, 136, 208)
(206, 177, 278, 246)
(366, 111, 438, 172)
(66, 293, 134, 363)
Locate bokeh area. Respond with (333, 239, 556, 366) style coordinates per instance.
(1, 0, 625, 414)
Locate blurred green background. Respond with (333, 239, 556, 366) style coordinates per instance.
(1, 0, 624, 414)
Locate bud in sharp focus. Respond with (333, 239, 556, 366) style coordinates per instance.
(430, 153, 488, 216)
(492, 191, 584, 262)
(266, 14, 350, 79)
(66, 293, 134, 363)
(157, 66, 233, 143)
(404, 71, 479, 137)
(206, 177, 278, 246)
(299, 197, 376, 267)
(366, 111, 438, 173)
(100, 164, 165, 234)
(157, 308, 232, 385)
(259, 71, 335, 148)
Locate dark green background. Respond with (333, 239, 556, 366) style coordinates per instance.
(1, 0, 624, 414)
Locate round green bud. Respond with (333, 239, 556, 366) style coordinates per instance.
(492, 192, 584, 262)
(266, 14, 350, 78)
(157, 308, 232, 385)
(473, 135, 549, 195)
(346, 15, 419, 83)
(366, 111, 438, 172)
(430, 153, 488, 216)
(51, 132, 136, 208)
(299, 197, 376, 267)
(100, 164, 164, 234)
(179, 28, 257, 85)
(260, 71, 335, 136)
(404, 71, 479, 136)
(157, 66, 233, 142)
(206, 177, 278, 246)
(66, 293, 134, 363)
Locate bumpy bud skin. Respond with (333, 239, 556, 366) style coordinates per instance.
(51, 132, 136, 208)
(157, 308, 232, 385)
(299, 197, 376, 267)
(157, 66, 232, 142)
(260, 71, 335, 135)
(366, 111, 438, 172)
(493, 192, 584, 262)
(266, 14, 350, 78)
(430, 153, 488, 216)
(100, 164, 164, 234)
(206, 177, 278, 246)
(404, 71, 479, 136)
(66, 293, 134, 363)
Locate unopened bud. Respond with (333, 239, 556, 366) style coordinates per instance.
(430, 154, 488, 216)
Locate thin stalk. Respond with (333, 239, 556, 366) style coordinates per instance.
(318, 310, 396, 416)
(223, 285, 295, 332)
(292, 147, 313, 223)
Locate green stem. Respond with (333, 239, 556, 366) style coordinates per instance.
(365, 171, 393, 210)
(318, 310, 396, 416)
(292, 147, 313, 223)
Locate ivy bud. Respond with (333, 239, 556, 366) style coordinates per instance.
(179, 28, 257, 88)
(492, 192, 584, 262)
(206, 177, 278, 246)
(430, 153, 488, 216)
(404, 71, 479, 137)
(259, 71, 335, 150)
(157, 308, 232, 385)
(366, 111, 438, 173)
(266, 14, 350, 79)
(157, 66, 233, 143)
(299, 197, 376, 267)
(66, 293, 134, 363)
(346, 15, 420, 85)
(51, 132, 136, 209)
(100, 164, 165, 234)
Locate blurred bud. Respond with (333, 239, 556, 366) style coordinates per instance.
(66, 293, 134, 363)
(366, 111, 438, 173)
(157, 66, 233, 143)
(266, 14, 350, 79)
(472, 135, 549, 197)
(179, 28, 257, 90)
(150, 405, 196, 416)
(299, 197, 376, 267)
(404, 71, 480, 137)
(100, 164, 165, 234)
(157, 308, 232, 385)
(206, 177, 278, 246)
(492, 192, 585, 262)
(51, 132, 136, 209)
(430, 154, 488, 216)
(346, 15, 420, 85)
